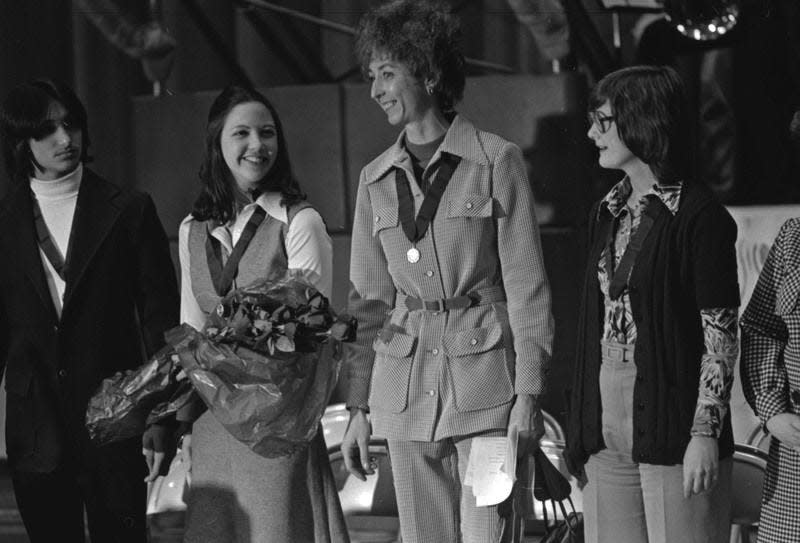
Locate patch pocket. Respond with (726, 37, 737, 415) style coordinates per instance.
(4, 365, 32, 397)
(372, 206, 399, 236)
(443, 326, 513, 412)
(370, 329, 416, 413)
(446, 194, 493, 219)
(776, 267, 800, 315)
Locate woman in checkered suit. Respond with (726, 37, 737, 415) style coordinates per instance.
(565, 66, 740, 543)
(340, 1, 554, 541)
(740, 110, 800, 542)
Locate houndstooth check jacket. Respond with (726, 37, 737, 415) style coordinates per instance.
(345, 115, 554, 442)
(741, 217, 800, 542)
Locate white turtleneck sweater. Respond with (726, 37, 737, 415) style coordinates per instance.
(29, 163, 83, 316)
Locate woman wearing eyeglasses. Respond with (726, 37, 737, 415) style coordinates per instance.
(564, 65, 739, 543)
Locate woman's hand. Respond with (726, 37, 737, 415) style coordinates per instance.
(341, 408, 374, 481)
(179, 433, 192, 485)
(682, 435, 719, 498)
(507, 394, 545, 456)
(766, 413, 800, 451)
(142, 423, 176, 482)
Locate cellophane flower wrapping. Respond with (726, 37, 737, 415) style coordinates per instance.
(85, 344, 193, 446)
(168, 274, 356, 458)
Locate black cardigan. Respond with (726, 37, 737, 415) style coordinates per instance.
(565, 182, 739, 474)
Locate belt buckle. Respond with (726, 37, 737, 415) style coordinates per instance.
(423, 299, 444, 312)
(604, 344, 626, 362)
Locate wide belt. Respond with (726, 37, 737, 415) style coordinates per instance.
(601, 341, 635, 363)
(398, 286, 506, 312)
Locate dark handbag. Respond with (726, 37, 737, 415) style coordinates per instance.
(534, 448, 583, 543)
(496, 447, 583, 543)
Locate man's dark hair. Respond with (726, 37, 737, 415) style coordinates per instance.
(0, 79, 91, 185)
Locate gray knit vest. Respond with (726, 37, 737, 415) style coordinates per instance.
(188, 202, 312, 313)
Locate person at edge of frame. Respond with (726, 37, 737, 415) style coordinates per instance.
(0, 78, 179, 542)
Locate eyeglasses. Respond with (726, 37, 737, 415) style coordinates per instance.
(587, 111, 616, 134)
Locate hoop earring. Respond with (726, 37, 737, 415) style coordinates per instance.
(426, 84, 434, 96)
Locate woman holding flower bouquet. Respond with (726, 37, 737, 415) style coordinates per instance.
(174, 85, 347, 542)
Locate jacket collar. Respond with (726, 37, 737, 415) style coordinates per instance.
(366, 114, 489, 184)
(59, 169, 125, 317)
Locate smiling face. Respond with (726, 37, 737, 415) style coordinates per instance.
(28, 100, 82, 180)
(220, 101, 278, 193)
(587, 100, 638, 172)
(368, 55, 434, 127)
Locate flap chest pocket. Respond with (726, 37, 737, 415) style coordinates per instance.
(776, 267, 800, 315)
(443, 326, 503, 357)
(447, 194, 493, 219)
(372, 206, 399, 236)
(373, 328, 416, 358)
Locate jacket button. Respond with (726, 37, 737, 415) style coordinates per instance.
(637, 402, 645, 410)
(427, 390, 436, 396)
(57, 369, 67, 379)
(637, 428, 645, 436)
(470, 338, 478, 345)
(374, 216, 381, 223)
(432, 348, 439, 355)
(466, 202, 473, 209)
(425, 270, 434, 277)
(636, 375, 644, 382)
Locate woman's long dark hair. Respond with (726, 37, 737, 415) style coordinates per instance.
(0, 79, 91, 186)
(191, 85, 305, 224)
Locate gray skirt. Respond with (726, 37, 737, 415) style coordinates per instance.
(183, 411, 349, 543)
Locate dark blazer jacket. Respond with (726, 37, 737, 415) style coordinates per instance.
(0, 168, 179, 473)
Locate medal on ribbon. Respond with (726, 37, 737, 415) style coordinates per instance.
(395, 152, 461, 264)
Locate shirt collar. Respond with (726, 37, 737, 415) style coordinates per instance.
(209, 191, 287, 251)
(600, 176, 683, 218)
(247, 191, 288, 224)
(366, 114, 489, 184)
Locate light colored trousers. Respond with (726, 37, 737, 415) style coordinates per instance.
(387, 429, 506, 543)
(583, 345, 732, 543)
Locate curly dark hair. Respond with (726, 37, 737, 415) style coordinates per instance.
(0, 79, 92, 185)
(191, 85, 305, 224)
(589, 65, 692, 185)
(356, 0, 466, 113)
